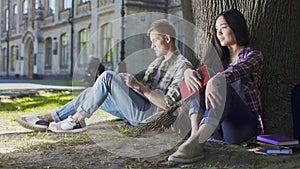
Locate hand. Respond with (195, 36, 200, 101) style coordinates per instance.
(119, 73, 140, 89)
(184, 68, 203, 92)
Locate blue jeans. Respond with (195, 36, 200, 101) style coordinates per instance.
(51, 71, 155, 126)
(189, 85, 258, 144)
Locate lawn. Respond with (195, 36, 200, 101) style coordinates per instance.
(1, 92, 300, 168)
(0, 92, 115, 133)
(0, 92, 115, 154)
(0, 92, 77, 134)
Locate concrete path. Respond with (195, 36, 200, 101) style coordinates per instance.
(0, 79, 85, 99)
(0, 79, 84, 90)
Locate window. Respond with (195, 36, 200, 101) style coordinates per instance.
(64, 0, 71, 10)
(45, 38, 52, 69)
(48, 0, 55, 15)
(13, 5, 18, 28)
(81, 0, 90, 3)
(35, 0, 40, 9)
(60, 34, 69, 68)
(79, 29, 90, 65)
(2, 48, 7, 72)
(23, 0, 28, 14)
(5, 9, 9, 31)
(11, 46, 17, 71)
(101, 23, 114, 69)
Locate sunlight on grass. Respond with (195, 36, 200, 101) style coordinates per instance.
(0, 131, 95, 154)
(0, 132, 59, 153)
(0, 92, 116, 134)
(0, 92, 78, 134)
(0, 91, 117, 156)
(0, 92, 77, 112)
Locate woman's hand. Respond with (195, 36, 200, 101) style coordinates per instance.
(184, 68, 203, 92)
(119, 73, 140, 90)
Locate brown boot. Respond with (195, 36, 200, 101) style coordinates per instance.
(168, 139, 204, 163)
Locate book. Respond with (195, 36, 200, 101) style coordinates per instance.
(254, 147, 293, 155)
(257, 134, 299, 146)
(282, 143, 300, 150)
(179, 65, 210, 101)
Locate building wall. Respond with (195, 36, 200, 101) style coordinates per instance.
(0, 0, 183, 79)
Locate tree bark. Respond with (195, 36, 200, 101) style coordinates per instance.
(182, 0, 300, 136)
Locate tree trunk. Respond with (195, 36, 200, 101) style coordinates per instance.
(182, 0, 300, 136)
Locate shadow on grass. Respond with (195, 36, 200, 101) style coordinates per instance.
(0, 93, 76, 112)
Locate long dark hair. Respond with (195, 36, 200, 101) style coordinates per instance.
(211, 9, 249, 68)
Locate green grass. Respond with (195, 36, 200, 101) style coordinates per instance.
(1, 92, 300, 168)
(0, 91, 115, 156)
(0, 92, 79, 134)
(0, 92, 79, 157)
(0, 91, 116, 133)
(29, 79, 90, 87)
(30, 79, 73, 86)
(0, 92, 77, 112)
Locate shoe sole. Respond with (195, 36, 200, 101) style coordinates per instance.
(16, 117, 48, 132)
(48, 118, 88, 133)
(168, 154, 204, 163)
(48, 125, 88, 133)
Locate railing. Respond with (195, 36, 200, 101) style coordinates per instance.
(59, 9, 70, 21)
(97, 0, 115, 8)
(2, 32, 7, 39)
(77, 2, 91, 15)
(44, 15, 54, 25)
(10, 28, 17, 35)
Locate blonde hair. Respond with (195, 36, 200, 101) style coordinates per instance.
(147, 19, 176, 41)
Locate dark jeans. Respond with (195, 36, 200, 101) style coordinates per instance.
(292, 84, 300, 140)
(191, 85, 258, 144)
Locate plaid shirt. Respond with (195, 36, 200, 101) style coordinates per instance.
(222, 46, 264, 134)
(143, 50, 193, 108)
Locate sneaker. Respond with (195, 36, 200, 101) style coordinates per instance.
(16, 116, 50, 132)
(49, 116, 87, 133)
(168, 140, 204, 163)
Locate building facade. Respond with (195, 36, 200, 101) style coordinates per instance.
(0, 0, 183, 79)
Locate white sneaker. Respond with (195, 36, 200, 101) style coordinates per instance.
(16, 116, 50, 132)
(49, 116, 87, 133)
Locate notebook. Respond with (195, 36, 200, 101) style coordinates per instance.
(257, 134, 299, 146)
(254, 146, 293, 155)
(179, 65, 210, 101)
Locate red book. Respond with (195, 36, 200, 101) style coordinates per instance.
(179, 65, 210, 101)
(257, 134, 299, 146)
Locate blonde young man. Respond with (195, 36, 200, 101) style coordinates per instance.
(16, 19, 193, 133)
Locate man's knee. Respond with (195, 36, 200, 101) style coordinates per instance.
(99, 70, 114, 77)
(96, 70, 115, 80)
(93, 70, 116, 86)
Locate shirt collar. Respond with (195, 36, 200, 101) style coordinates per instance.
(161, 49, 180, 67)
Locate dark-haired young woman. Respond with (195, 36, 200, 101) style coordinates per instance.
(168, 9, 264, 163)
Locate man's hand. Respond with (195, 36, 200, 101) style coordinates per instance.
(120, 73, 168, 110)
(119, 73, 141, 90)
(184, 68, 203, 92)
